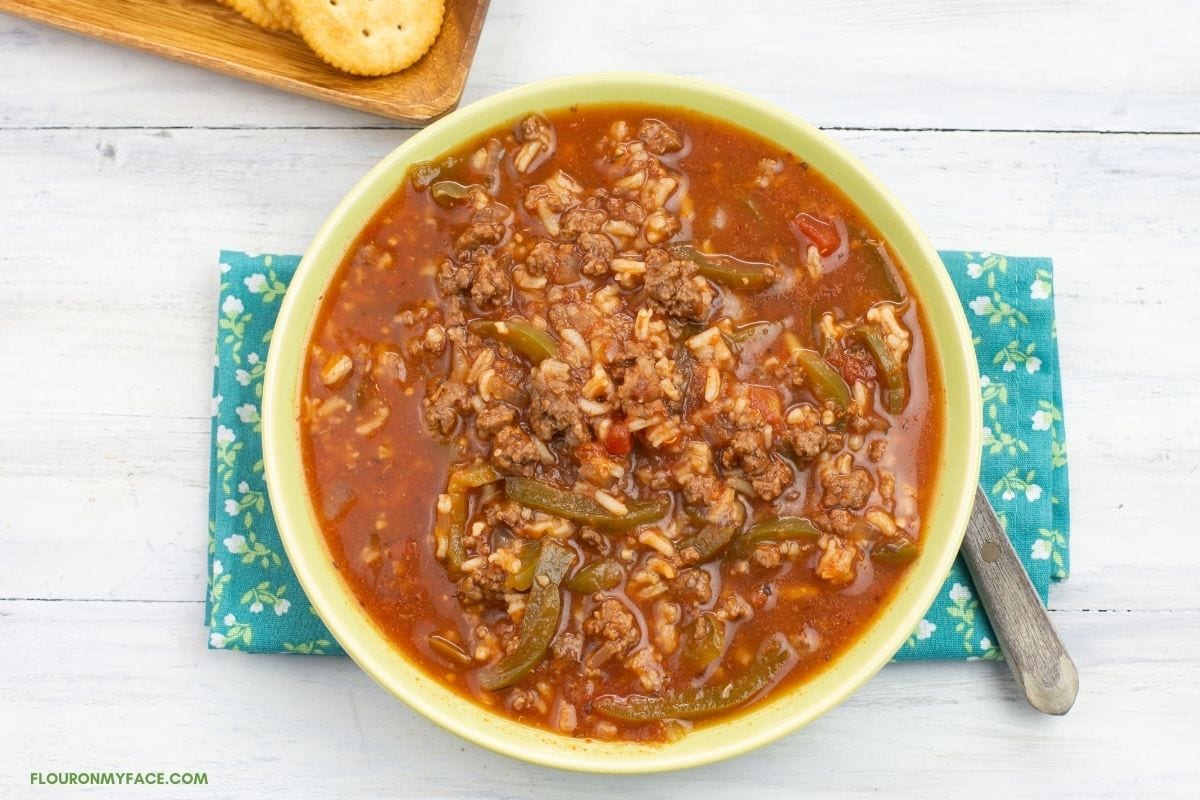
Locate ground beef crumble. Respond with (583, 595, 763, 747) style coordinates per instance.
(642, 248, 714, 320)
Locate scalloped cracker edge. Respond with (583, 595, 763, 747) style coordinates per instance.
(217, 0, 290, 32)
(263, 0, 298, 32)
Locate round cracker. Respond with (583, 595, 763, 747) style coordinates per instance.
(217, 0, 290, 32)
(287, 0, 445, 77)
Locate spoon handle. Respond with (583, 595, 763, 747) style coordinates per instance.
(960, 486, 1079, 715)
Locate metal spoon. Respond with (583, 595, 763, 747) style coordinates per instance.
(959, 486, 1079, 714)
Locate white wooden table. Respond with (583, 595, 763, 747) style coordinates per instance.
(2, 2, 1198, 797)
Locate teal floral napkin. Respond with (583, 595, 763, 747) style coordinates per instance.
(207, 249, 1069, 660)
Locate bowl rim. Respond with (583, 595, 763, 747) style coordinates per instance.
(263, 71, 982, 773)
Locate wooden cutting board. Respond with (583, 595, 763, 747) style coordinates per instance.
(0, 0, 491, 124)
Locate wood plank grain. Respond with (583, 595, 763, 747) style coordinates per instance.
(1, 1, 1197, 131)
(0, 0, 490, 124)
(0, 601, 1194, 797)
(0, 127, 1196, 610)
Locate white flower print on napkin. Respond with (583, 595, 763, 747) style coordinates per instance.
(1031, 539, 1052, 560)
(949, 583, 972, 603)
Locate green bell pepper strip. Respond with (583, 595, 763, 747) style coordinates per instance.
(468, 319, 558, 364)
(671, 244, 779, 291)
(593, 638, 794, 721)
(735, 191, 766, 223)
(447, 464, 503, 493)
(504, 478, 669, 531)
(429, 180, 483, 205)
(850, 324, 909, 415)
(784, 332, 851, 410)
(437, 492, 469, 573)
(872, 540, 920, 564)
(680, 505, 712, 529)
(565, 559, 624, 594)
(864, 242, 905, 303)
(726, 321, 775, 346)
(717, 321, 780, 359)
(674, 323, 701, 386)
(479, 540, 575, 691)
(439, 464, 504, 573)
(428, 634, 474, 668)
(731, 516, 822, 558)
(503, 540, 542, 591)
(679, 613, 725, 672)
(676, 524, 737, 565)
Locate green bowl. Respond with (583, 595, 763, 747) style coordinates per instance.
(263, 73, 981, 773)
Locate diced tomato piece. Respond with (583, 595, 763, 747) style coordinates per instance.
(794, 213, 840, 256)
(825, 345, 876, 387)
(746, 385, 783, 428)
(604, 420, 633, 456)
